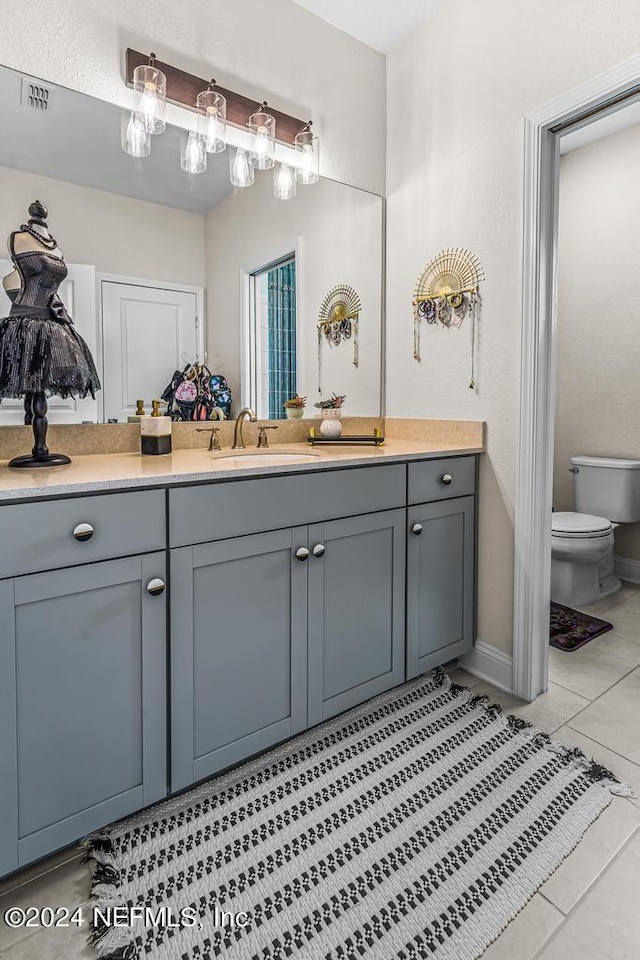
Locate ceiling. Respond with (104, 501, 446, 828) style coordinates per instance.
(292, 0, 443, 54)
(0, 66, 234, 215)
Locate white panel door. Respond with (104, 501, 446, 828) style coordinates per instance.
(0, 260, 98, 424)
(101, 280, 200, 422)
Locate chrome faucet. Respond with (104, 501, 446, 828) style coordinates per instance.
(232, 407, 257, 449)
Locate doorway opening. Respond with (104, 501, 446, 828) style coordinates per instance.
(248, 254, 297, 420)
(513, 55, 640, 701)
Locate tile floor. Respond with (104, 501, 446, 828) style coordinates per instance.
(1, 586, 640, 959)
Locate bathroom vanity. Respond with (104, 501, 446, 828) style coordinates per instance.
(0, 440, 480, 877)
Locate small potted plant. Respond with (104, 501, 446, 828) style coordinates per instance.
(283, 394, 306, 419)
(314, 393, 346, 437)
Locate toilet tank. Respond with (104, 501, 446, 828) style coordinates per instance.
(572, 456, 640, 522)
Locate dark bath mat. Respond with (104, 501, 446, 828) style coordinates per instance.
(550, 601, 613, 651)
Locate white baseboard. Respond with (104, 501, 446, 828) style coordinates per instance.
(614, 555, 640, 585)
(460, 640, 513, 694)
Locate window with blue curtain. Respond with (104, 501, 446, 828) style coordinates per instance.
(267, 258, 296, 419)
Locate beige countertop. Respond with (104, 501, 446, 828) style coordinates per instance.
(0, 438, 483, 502)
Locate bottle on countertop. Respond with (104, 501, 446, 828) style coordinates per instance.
(140, 401, 172, 455)
(128, 399, 147, 424)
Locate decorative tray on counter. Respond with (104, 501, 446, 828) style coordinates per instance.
(307, 428, 384, 447)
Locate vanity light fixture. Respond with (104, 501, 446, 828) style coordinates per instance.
(132, 53, 166, 134)
(181, 130, 207, 174)
(229, 147, 254, 187)
(122, 111, 151, 158)
(273, 162, 296, 200)
(294, 121, 319, 185)
(180, 93, 208, 174)
(123, 50, 320, 194)
(248, 102, 276, 170)
(197, 79, 227, 153)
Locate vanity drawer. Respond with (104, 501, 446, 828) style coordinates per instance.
(0, 490, 165, 579)
(408, 456, 476, 504)
(170, 464, 406, 547)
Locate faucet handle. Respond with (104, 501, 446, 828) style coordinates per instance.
(197, 426, 222, 451)
(257, 425, 278, 448)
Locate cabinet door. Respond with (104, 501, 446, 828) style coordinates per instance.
(170, 528, 308, 792)
(0, 554, 167, 877)
(307, 509, 406, 726)
(407, 496, 475, 679)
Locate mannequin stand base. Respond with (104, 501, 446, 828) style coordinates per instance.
(10, 392, 72, 468)
(9, 453, 72, 468)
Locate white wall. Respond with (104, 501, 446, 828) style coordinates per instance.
(386, 0, 640, 654)
(0, 165, 206, 287)
(554, 125, 640, 559)
(0, 0, 385, 195)
(205, 174, 382, 416)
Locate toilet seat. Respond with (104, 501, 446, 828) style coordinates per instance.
(551, 511, 612, 539)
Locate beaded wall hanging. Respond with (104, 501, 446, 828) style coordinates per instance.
(317, 284, 361, 392)
(413, 248, 484, 389)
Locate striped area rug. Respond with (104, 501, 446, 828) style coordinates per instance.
(86, 671, 624, 960)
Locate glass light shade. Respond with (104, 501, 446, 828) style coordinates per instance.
(133, 60, 167, 134)
(248, 108, 276, 170)
(229, 147, 255, 187)
(196, 88, 227, 153)
(294, 127, 319, 184)
(181, 131, 207, 174)
(121, 111, 151, 158)
(273, 162, 296, 200)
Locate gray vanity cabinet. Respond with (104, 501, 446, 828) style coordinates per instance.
(0, 552, 167, 877)
(170, 528, 309, 792)
(307, 509, 406, 725)
(406, 496, 475, 678)
(168, 463, 407, 790)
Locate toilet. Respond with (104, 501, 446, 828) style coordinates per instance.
(551, 456, 640, 608)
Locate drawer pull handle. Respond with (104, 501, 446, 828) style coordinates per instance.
(73, 522, 94, 542)
(441, 473, 453, 485)
(295, 547, 310, 562)
(312, 543, 326, 558)
(412, 523, 423, 536)
(146, 578, 166, 597)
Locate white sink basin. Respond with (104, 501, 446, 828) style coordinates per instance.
(216, 452, 319, 466)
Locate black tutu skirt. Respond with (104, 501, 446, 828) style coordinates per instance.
(0, 314, 101, 400)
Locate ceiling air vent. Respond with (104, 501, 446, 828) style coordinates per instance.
(21, 77, 52, 113)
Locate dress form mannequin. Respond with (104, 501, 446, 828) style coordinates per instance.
(2, 270, 33, 425)
(0, 200, 100, 467)
(6, 204, 62, 433)
(2, 269, 20, 294)
(11, 216, 64, 260)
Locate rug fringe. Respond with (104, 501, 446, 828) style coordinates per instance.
(544, 742, 635, 796)
(83, 834, 136, 960)
(436, 668, 635, 799)
(92, 927, 137, 959)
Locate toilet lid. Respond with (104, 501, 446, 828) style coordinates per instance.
(552, 511, 612, 537)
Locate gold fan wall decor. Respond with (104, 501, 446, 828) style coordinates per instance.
(412, 248, 484, 388)
(317, 284, 361, 392)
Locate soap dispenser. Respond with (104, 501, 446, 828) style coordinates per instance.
(140, 400, 172, 455)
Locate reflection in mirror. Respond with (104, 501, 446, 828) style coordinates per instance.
(0, 64, 383, 423)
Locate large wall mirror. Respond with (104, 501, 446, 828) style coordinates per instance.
(0, 65, 383, 424)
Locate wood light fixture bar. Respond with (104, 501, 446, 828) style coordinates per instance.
(125, 49, 307, 145)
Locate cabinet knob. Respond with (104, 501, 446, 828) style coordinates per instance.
(146, 578, 166, 597)
(312, 543, 326, 558)
(73, 522, 94, 542)
(295, 547, 310, 562)
(411, 522, 423, 536)
(441, 473, 453, 485)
